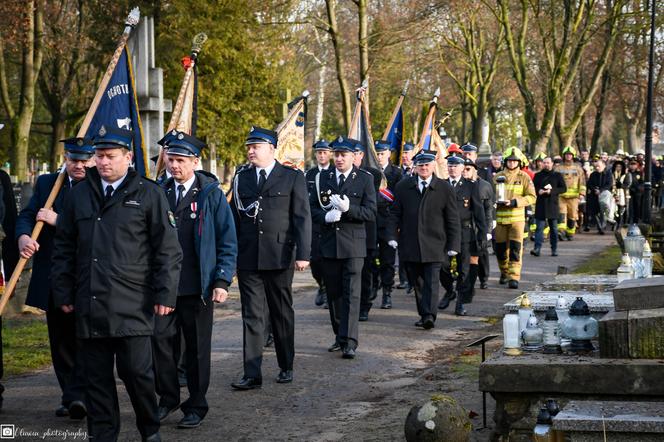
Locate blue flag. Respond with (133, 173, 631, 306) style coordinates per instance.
(85, 46, 148, 176)
(386, 105, 404, 165)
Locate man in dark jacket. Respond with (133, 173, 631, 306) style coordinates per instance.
(461, 144, 492, 288)
(16, 137, 94, 419)
(374, 140, 402, 310)
(531, 157, 566, 256)
(230, 127, 311, 389)
(352, 144, 381, 321)
(305, 140, 332, 308)
(51, 126, 183, 442)
(310, 136, 376, 358)
(151, 131, 237, 429)
(388, 150, 461, 329)
(438, 155, 487, 316)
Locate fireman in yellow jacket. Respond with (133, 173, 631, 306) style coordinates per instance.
(494, 147, 536, 289)
(554, 146, 586, 240)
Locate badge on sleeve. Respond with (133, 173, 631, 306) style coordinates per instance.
(168, 210, 177, 227)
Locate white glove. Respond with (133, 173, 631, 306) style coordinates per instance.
(486, 233, 493, 241)
(492, 220, 497, 230)
(388, 240, 398, 249)
(447, 250, 458, 257)
(325, 209, 342, 223)
(330, 194, 350, 212)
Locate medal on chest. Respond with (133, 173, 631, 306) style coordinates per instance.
(320, 189, 332, 206)
(190, 202, 197, 219)
(463, 197, 470, 208)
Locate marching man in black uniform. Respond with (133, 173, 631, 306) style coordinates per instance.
(230, 126, 311, 389)
(151, 131, 237, 429)
(396, 142, 415, 292)
(51, 126, 183, 442)
(305, 139, 332, 308)
(310, 136, 376, 358)
(17, 137, 94, 419)
(388, 150, 461, 329)
(438, 154, 487, 316)
(374, 140, 402, 309)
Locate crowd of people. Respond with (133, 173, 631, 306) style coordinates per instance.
(7, 123, 664, 441)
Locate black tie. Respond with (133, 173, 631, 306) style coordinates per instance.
(451, 180, 457, 187)
(421, 181, 427, 194)
(104, 185, 114, 202)
(177, 184, 185, 205)
(338, 174, 345, 188)
(258, 169, 267, 192)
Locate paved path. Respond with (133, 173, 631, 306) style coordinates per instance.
(0, 232, 616, 441)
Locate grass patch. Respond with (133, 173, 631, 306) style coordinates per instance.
(2, 316, 51, 376)
(450, 350, 481, 380)
(572, 244, 621, 275)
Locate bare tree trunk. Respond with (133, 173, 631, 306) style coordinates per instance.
(314, 64, 327, 142)
(50, 114, 66, 169)
(325, 0, 352, 133)
(354, 0, 369, 83)
(2, 0, 44, 182)
(590, 70, 611, 155)
(627, 121, 641, 154)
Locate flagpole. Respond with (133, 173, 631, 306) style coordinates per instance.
(416, 87, 441, 153)
(155, 32, 208, 178)
(0, 7, 141, 316)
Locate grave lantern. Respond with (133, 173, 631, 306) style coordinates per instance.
(522, 314, 544, 351)
(561, 297, 598, 353)
(542, 308, 562, 354)
(503, 313, 521, 355)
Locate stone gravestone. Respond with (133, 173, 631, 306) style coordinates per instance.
(128, 16, 172, 176)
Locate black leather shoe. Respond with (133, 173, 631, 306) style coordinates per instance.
(144, 432, 162, 442)
(406, 285, 414, 294)
(276, 370, 293, 383)
(231, 377, 262, 390)
(314, 288, 327, 306)
(342, 347, 356, 359)
(68, 400, 87, 420)
(438, 291, 456, 310)
(508, 280, 519, 289)
(322, 300, 328, 309)
(328, 342, 341, 352)
(530, 248, 540, 256)
(551, 250, 558, 256)
(454, 304, 467, 316)
(55, 405, 69, 417)
(264, 333, 274, 348)
(422, 317, 435, 329)
(396, 282, 408, 289)
(359, 310, 369, 321)
(380, 293, 392, 309)
(499, 275, 508, 285)
(480, 281, 489, 289)
(178, 412, 203, 429)
(414, 319, 424, 327)
(158, 404, 179, 422)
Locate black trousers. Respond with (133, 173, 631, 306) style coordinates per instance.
(404, 262, 442, 321)
(439, 241, 472, 301)
(152, 295, 214, 418)
(478, 248, 490, 284)
(237, 268, 295, 379)
(310, 256, 325, 288)
(374, 237, 396, 289)
(81, 336, 159, 441)
(360, 251, 379, 313)
(323, 257, 363, 350)
(47, 296, 85, 407)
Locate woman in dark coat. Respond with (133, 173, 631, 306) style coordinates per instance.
(612, 160, 631, 228)
(586, 159, 614, 234)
